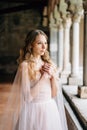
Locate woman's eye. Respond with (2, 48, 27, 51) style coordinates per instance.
(37, 42, 47, 44)
(38, 42, 42, 44)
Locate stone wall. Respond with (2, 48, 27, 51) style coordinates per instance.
(0, 8, 44, 81)
(0, 9, 41, 56)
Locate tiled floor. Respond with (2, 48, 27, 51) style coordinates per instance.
(0, 84, 11, 110)
(0, 83, 12, 127)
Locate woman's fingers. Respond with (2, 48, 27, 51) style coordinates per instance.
(41, 63, 53, 76)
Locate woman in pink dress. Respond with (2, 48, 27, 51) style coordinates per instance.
(1, 29, 68, 130)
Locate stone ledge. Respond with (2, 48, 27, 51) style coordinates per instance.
(64, 97, 83, 130)
(63, 85, 87, 130)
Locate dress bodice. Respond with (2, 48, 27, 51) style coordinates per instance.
(30, 73, 52, 102)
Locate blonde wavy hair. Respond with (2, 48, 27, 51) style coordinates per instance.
(17, 29, 53, 80)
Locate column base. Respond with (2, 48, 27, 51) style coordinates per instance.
(60, 70, 70, 78)
(60, 77, 68, 84)
(78, 86, 87, 98)
(68, 77, 83, 85)
(60, 71, 70, 84)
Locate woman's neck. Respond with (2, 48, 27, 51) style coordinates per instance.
(32, 55, 40, 60)
(30, 54, 42, 63)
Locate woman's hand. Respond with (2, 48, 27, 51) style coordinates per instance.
(40, 62, 58, 97)
(40, 63, 55, 78)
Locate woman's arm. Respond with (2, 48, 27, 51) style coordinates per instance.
(50, 76, 58, 97)
(20, 61, 46, 102)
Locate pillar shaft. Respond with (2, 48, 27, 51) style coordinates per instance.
(61, 18, 71, 76)
(71, 22, 80, 77)
(58, 25, 64, 70)
(83, 12, 87, 86)
(63, 20, 71, 72)
(69, 16, 83, 85)
(49, 26, 58, 65)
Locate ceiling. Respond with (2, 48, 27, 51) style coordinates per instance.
(0, 0, 86, 15)
(0, 0, 49, 15)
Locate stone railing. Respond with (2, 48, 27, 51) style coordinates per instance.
(63, 85, 87, 130)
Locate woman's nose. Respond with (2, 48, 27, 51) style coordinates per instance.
(42, 43, 46, 49)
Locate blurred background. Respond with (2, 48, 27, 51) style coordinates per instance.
(0, 0, 49, 82)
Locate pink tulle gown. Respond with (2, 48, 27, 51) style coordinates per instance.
(16, 71, 63, 130)
(1, 61, 68, 130)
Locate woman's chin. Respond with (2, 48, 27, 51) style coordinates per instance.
(41, 52, 45, 56)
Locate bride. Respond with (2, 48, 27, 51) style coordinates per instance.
(1, 29, 68, 130)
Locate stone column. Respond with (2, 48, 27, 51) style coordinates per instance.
(58, 0, 71, 83)
(69, 15, 83, 85)
(58, 24, 64, 71)
(83, 12, 87, 87)
(61, 17, 72, 76)
(53, 5, 64, 70)
(49, 12, 58, 65)
(78, 12, 87, 98)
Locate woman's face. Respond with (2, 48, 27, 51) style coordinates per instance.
(32, 34, 47, 57)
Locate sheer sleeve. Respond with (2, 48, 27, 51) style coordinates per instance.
(20, 61, 32, 102)
(55, 78, 68, 130)
(50, 62, 68, 130)
(0, 61, 44, 130)
(0, 61, 68, 130)
(20, 61, 46, 103)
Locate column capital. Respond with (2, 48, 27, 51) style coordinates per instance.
(49, 23, 58, 29)
(59, 0, 68, 16)
(63, 14, 72, 28)
(69, 1, 84, 23)
(49, 10, 63, 29)
(49, 12, 57, 28)
(58, 23, 63, 30)
(53, 5, 63, 29)
(69, 0, 83, 13)
(73, 13, 83, 23)
(49, 12, 55, 25)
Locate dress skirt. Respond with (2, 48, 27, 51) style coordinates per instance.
(15, 99, 63, 130)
